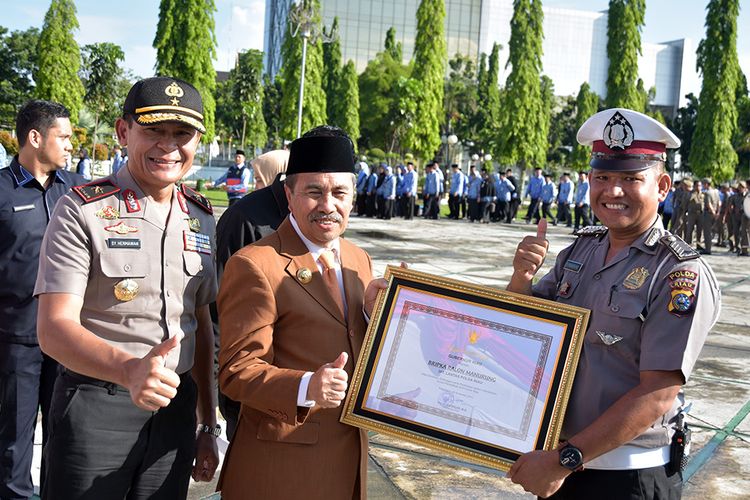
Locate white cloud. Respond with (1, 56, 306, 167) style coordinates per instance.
(215, 0, 265, 71)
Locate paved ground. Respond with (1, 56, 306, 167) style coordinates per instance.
(32, 211, 750, 499)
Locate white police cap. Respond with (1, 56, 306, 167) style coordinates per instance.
(577, 108, 681, 172)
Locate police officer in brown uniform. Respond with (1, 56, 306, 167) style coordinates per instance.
(684, 179, 704, 247)
(699, 178, 720, 255)
(670, 178, 691, 238)
(34, 77, 219, 499)
(507, 108, 720, 499)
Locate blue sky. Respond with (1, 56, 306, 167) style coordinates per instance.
(4, 0, 749, 83)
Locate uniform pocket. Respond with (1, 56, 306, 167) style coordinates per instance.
(256, 416, 319, 445)
(97, 250, 150, 311)
(586, 290, 645, 363)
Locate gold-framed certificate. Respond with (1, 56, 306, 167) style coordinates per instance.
(341, 266, 590, 471)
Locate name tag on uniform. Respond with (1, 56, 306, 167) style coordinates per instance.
(107, 238, 141, 249)
(13, 204, 35, 212)
(564, 260, 583, 273)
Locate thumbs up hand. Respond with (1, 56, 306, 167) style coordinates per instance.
(123, 334, 183, 411)
(307, 352, 350, 408)
(508, 219, 550, 294)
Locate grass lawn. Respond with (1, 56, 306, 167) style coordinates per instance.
(200, 188, 229, 208)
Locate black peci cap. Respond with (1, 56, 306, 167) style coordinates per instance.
(286, 135, 356, 176)
(123, 76, 205, 134)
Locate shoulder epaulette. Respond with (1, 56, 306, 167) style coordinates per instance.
(575, 225, 608, 237)
(72, 179, 120, 204)
(180, 184, 213, 214)
(659, 234, 699, 261)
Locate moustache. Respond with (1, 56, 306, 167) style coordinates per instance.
(309, 213, 343, 224)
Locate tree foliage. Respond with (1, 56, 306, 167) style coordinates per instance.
(690, 0, 740, 181)
(444, 54, 479, 147)
(498, 0, 545, 169)
(539, 75, 555, 160)
(391, 77, 422, 154)
(547, 95, 577, 169)
(262, 75, 283, 149)
(570, 82, 600, 169)
(473, 44, 502, 157)
(0, 27, 39, 129)
(278, 0, 327, 139)
(154, 0, 218, 141)
(35, 0, 85, 124)
(233, 49, 267, 152)
(668, 93, 699, 173)
(411, 0, 446, 159)
(80, 42, 126, 157)
(338, 60, 360, 144)
(605, 0, 645, 109)
(322, 17, 342, 125)
(358, 28, 410, 151)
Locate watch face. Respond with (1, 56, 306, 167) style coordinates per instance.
(560, 446, 583, 470)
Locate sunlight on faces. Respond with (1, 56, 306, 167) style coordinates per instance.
(36, 117, 73, 171)
(590, 166, 670, 236)
(285, 172, 355, 247)
(116, 119, 201, 194)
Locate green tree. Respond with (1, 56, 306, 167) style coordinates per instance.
(358, 28, 410, 151)
(338, 60, 360, 144)
(411, 0, 446, 159)
(391, 77, 423, 154)
(278, 0, 327, 139)
(232, 49, 267, 152)
(539, 75, 555, 160)
(498, 0, 545, 170)
(384, 26, 402, 62)
(668, 93, 699, 173)
(154, 0, 218, 141)
(322, 17, 342, 125)
(605, 0, 645, 109)
(475, 44, 502, 156)
(444, 54, 478, 146)
(213, 79, 236, 154)
(547, 95, 577, 169)
(80, 43, 125, 160)
(0, 27, 39, 128)
(690, 0, 740, 181)
(262, 75, 283, 149)
(570, 81, 600, 169)
(35, 0, 85, 123)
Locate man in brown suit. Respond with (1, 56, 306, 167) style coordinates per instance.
(217, 126, 382, 499)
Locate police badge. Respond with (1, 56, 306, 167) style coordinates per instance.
(603, 111, 635, 151)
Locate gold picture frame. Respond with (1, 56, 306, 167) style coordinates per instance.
(341, 266, 590, 472)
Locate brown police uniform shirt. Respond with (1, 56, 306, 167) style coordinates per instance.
(34, 166, 217, 373)
(533, 221, 720, 448)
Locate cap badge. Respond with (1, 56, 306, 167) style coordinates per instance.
(114, 278, 139, 302)
(603, 111, 634, 151)
(165, 82, 184, 106)
(296, 267, 312, 284)
(623, 267, 650, 290)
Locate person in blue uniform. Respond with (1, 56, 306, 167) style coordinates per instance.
(215, 150, 253, 206)
(448, 164, 465, 219)
(466, 165, 481, 222)
(541, 172, 557, 225)
(556, 172, 574, 227)
(524, 167, 544, 224)
(495, 170, 515, 223)
(381, 166, 396, 219)
(574, 171, 592, 231)
(508, 108, 720, 499)
(422, 162, 441, 219)
(355, 161, 369, 216)
(0, 100, 84, 500)
(401, 162, 417, 220)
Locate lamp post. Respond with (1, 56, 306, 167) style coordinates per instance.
(288, 0, 333, 138)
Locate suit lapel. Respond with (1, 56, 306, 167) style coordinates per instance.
(278, 218, 347, 326)
(340, 238, 365, 355)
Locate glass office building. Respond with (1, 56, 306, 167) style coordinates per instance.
(264, 0, 698, 115)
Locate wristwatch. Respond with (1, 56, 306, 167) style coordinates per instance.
(197, 423, 222, 437)
(558, 442, 584, 471)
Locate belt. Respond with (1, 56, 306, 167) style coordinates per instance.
(586, 444, 670, 470)
(63, 369, 192, 395)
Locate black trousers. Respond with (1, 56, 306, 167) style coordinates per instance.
(526, 197, 542, 223)
(383, 198, 394, 219)
(0, 343, 60, 499)
(43, 370, 197, 500)
(356, 192, 367, 215)
(402, 195, 415, 219)
(557, 202, 572, 226)
(366, 193, 377, 217)
(509, 198, 521, 222)
(542, 201, 555, 223)
(468, 199, 479, 221)
(459, 196, 467, 219)
(448, 195, 461, 218)
(495, 200, 509, 222)
(545, 465, 682, 500)
(575, 204, 592, 229)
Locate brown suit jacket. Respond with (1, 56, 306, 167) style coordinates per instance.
(217, 217, 373, 500)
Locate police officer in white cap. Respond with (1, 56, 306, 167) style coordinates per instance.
(507, 108, 721, 499)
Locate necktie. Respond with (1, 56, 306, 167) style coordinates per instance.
(318, 249, 345, 317)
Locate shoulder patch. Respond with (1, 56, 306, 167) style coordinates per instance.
(72, 179, 120, 204)
(659, 234, 699, 261)
(180, 184, 213, 214)
(575, 225, 608, 237)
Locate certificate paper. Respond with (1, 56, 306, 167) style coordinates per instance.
(342, 267, 589, 471)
